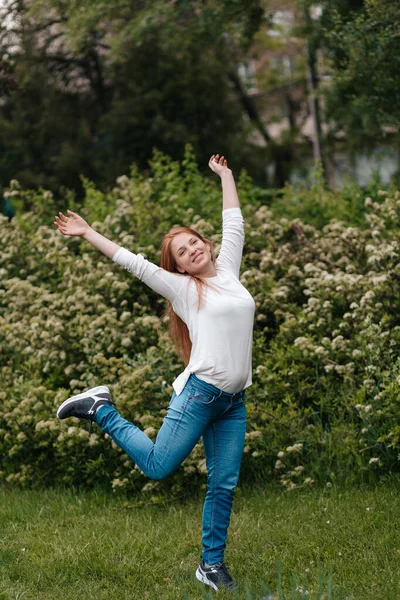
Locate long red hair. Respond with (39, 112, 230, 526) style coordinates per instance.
(160, 227, 217, 365)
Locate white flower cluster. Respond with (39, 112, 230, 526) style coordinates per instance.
(2, 167, 400, 490)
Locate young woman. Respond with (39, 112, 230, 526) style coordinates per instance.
(54, 155, 256, 593)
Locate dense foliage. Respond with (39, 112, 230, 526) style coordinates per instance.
(0, 0, 264, 193)
(320, 0, 400, 143)
(2, 0, 400, 196)
(1, 149, 399, 495)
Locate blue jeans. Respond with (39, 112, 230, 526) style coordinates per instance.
(96, 374, 247, 564)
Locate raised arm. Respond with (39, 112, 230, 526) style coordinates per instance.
(54, 210, 119, 258)
(54, 210, 186, 303)
(208, 154, 240, 210)
(208, 155, 244, 278)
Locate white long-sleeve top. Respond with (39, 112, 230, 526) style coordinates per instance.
(112, 207, 256, 395)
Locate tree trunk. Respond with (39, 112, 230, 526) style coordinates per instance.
(303, 4, 335, 187)
(228, 70, 293, 187)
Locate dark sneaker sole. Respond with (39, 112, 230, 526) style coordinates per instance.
(57, 385, 111, 419)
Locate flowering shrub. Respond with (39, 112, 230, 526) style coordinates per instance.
(1, 148, 400, 493)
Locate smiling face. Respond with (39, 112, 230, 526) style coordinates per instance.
(170, 231, 215, 277)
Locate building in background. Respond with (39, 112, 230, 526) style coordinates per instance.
(238, 1, 399, 188)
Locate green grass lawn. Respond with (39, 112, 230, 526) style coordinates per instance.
(0, 480, 399, 600)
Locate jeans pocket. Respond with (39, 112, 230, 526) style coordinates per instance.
(188, 388, 215, 405)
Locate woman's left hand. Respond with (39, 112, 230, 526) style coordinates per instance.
(208, 154, 232, 177)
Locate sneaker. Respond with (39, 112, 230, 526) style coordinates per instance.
(195, 559, 239, 592)
(56, 385, 114, 421)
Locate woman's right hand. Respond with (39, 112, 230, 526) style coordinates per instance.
(54, 210, 90, 237)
